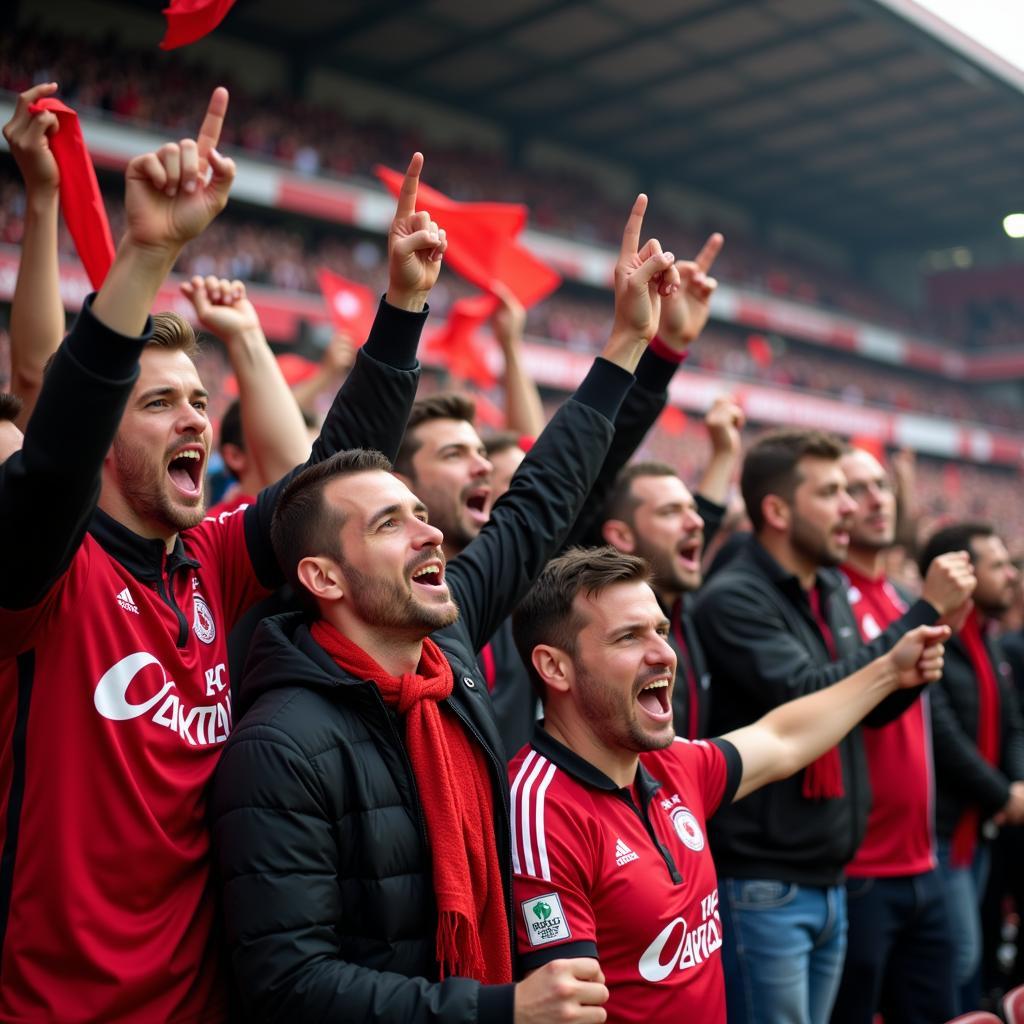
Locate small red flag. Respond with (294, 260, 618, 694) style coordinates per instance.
(427, 295, 499, 390)
(316, 268, 377, 346)
(160, 0, 236, 50)
(29, 98, 115, 290)
(746, 333, 773, 368)
(224, 352, 318, 396)
(659, 405, 688, 437)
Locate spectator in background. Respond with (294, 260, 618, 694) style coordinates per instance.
(920, 522, 1024, 1014)
(0, 392, 23, 462)
(694, 429, 975, 1024)
(831, 447, 957, 1024)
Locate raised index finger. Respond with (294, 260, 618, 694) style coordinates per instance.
(197, 86, 229, 167)
(396, 152, 424, 220)
(18, 81, 58, 114)
(694, 232, 724, 273)
(619, 194, 648, 261)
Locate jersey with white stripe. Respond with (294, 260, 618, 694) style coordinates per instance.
(509, 729, 741, 1024)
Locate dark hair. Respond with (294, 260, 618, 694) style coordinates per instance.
(394, 392, 476, 478)
(219, 400, 243, 461)
(270, 448, 393, 612)
(741, 429, 844, 532)
(513, 547, 651, 701)
(0, 392, 23, 424)
(603, 460, 679, 525)
(483, 430, 522, 458)
(918, 521, 995, 576)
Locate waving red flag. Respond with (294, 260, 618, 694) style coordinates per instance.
(160, 0, 236, 50)
(316, 268, 377, 346)
(426, 295, 499, 390)
(28, 97, 115, 289)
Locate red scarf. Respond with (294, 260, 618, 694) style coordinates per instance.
(803, 586, 845, 800)
(311, 621, 511, 984)
(951, 609, 1002, 867)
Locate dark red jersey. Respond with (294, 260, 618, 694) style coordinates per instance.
(205, 489, 255, 522)
(510, 730, 741, 1024)
(843, 563, 935, 877)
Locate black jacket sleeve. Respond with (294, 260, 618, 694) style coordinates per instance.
(244, 298, 425, 587)
(695, 492, 727, 551)
(448, 358, 632, 652)
(0, 297, 150, 609)
(694, 577, 938, 716)
(211, 726, 513, 1024)
(929, 677, 1013, 815)
(566, 347, 674, 548)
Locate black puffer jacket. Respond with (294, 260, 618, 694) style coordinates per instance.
(210, 360, 630, 1023)
(931, 633, 1024, 838)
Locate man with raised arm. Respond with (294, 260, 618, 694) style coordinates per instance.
(508, 546, 950, 1024)
(209, 197, 677, 1023)
(0, 87, 445, 1021)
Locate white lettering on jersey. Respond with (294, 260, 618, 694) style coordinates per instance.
(638, 889, 722, 982)
(94, 653, 231, 746)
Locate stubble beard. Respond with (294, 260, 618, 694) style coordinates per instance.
(113, 437, 206, 534)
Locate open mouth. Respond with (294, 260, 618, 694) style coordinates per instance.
(635, 676, 673, 723)
(676, 536, 702, 572)
(410, 559, 446, 592)
(465, 488, 491, 525)
(167, 446, 205, 499)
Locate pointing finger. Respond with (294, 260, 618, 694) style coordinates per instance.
(694, 232, 724, 273)
(197, 86, 229, 171)
(619, 193, 647, 262)
(396, 152, 424, 220)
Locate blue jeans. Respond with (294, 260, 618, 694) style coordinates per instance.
(719, 878, 848, 1024)
(936, 838, 991, 1014)
(830, 871, 955, 1024)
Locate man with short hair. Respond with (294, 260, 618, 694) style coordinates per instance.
(919, 521, 1024, 1014)
(509, 546, 950, 1023)
(0, 93, 445, 1018)
(830, 446, 956, 1024)
(693, 428, 976, 1024)
(209, 195, 678, 1022)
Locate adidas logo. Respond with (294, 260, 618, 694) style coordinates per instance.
(116, 587, 139, 614)
(615, 838, 639, 867)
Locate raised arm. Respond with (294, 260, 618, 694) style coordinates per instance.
(449, 195, 675, 648)
(3, 83, 64, 428)
(181, 275, 310, 484)
(491, 284, 545, 439)
(0, 89, 236, 610)
(243, 154, 446, 586)
(725, 625, 949, 801)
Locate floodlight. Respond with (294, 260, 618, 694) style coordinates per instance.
(1003, 213, 1024, 239)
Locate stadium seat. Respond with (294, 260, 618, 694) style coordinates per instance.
(1004, 985, 1024, 1024)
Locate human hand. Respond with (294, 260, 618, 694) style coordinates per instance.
(514, 958, 609, 1024)
(491, 282, 526, 351)
(995, 781, 1024, 827)
(3, 82, 60, 196)
(386, 152, 446, 312)
(705, 395, 744, 457)
(922, 551, 976, 618)
(322, 332, 356, 376)
(180, 275, 259, 342)
(890, 624, 950, 688)
(122, 87, 234, 256)
(656, 232, 723, 352)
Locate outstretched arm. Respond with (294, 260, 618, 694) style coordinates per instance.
(491, 284, 545, 439)
(725, 625, 949, 801)
(4, 83, 64, 428)
(181, 275, 310, 485)
(0, 88, 236, 610)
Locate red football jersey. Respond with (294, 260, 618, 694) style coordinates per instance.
(0, 506, 266, 1022)
(842, 563, 935, 877)
(510, 731, 741, 1024)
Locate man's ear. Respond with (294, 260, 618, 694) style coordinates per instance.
(761, 494, 791, 533)
(531, 644, 573, 696)
(602, 518, 636, 553)
(220, 442, 246, 479)
(296, 555, 345, 603)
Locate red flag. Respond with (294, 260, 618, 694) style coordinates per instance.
(316, 268, 377, 346)
(29, 98, 115, 290)
(659, 405, 688, 437)
(426, 295, 498, 390)
(224, 352, 318, 396)
(746, 333, 773, 368)
(375, 165, 561, 308)
(160, 0, 236, 50)
(473, 393, 505, 430)
(851, 435, 885, 462)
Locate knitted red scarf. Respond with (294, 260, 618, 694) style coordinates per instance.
(951, 609, 1002, 868)
(311, 621, 511, 983)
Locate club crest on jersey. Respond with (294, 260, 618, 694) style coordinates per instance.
(670, 806, 705, 851)
(521, 893, 570, 946)
(193, 595, 216, 644)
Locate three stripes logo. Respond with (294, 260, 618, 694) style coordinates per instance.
(116, 588, 139, 615)
(615, 837, 639, 867)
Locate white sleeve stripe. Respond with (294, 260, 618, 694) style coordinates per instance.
(509, 749, 538, 875)
(534, 762, 558, 882)
(519, 755, 550, 877)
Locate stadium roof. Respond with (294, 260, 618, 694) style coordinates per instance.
(132, 0, 1024, 252)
